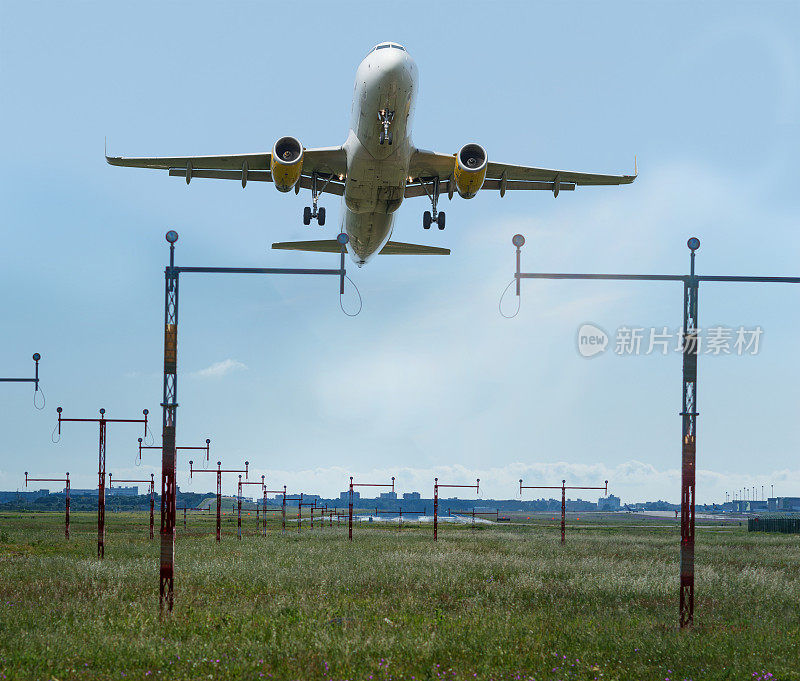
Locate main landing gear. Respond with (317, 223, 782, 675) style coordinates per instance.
(378, 109, 394, 145)
(303, 206, 325, 226)
(422, 211, 445, 230)
(303, 172, 329, 226)
(419, 176, 445, 230)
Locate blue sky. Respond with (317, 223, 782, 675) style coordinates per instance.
(1, 1, 798, 503)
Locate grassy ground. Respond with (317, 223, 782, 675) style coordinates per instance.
(0, 511, 797, 681)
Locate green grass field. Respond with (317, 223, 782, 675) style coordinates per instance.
(0, 511, 797, 680)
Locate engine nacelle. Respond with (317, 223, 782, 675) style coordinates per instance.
(271, 136, 304, 192)
(453, 143, 487, 199)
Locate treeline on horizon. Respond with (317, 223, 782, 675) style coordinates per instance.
(0, 493, 691, 513)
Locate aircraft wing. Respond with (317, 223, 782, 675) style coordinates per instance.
(106, 146, 347, 195)
(406, 148, 636, 197)
(105, 151, 271, 171)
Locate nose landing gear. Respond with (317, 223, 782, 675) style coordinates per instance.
(419, 176, 446, 230)
(302, 172, 330, 226)
(378, 109, 394, 145)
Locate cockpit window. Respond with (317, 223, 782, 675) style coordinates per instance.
(369, 43, 406, 54)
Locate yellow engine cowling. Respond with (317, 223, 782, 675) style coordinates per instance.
(271, 136, 304, 192)
(453, 143, 487, 199)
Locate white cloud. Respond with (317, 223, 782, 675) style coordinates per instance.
(189, 359, 247, 379)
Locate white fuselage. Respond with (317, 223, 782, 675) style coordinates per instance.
(342, 44, 418, 264)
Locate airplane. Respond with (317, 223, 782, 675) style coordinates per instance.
(106, 41, 636, 267)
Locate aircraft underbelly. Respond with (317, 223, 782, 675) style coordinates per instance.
(341, 46, 418, 264)
(345, 164, 405, 213)
(345, 211, 394, 263)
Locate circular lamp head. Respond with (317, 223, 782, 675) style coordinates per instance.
(189, 460, 193, 466)
(336, 233, 349, 245)
(100, 408, 105, 415)
(512, 234, 525, 248)
(138, 437, 143, 443)
(143, 409, 149, 416)
(32, 353, 41, 361)
(57, 407, 62, 414)
(165, 230, 179, 244)
(687, 237, 700, 251)
(206, 438, 210, 444)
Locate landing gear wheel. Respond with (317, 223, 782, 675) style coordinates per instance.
(423, 211, 432, 229)
(379, 130, 385, 145)
(303, 206, 312, 226)
(436, 212, 446, 230)
(387, 131, 393, 146)
(317, 207, 326, 226)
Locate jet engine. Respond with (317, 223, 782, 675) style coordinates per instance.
(453, 143, 487, 199)
(271, 136, 304, 192)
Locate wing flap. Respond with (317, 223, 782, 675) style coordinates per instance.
(169, 168, 272, 182)
(297, 174, 345, 196)
(481, 179, 575, 191)
(404, 178, 575, 198)
(165, 167, 345, 195)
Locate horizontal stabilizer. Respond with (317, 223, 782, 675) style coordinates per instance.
(380, 240, 450, 255)
(271, 240, 450, 255)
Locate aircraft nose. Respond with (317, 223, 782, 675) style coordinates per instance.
(376, 50, 411, 82)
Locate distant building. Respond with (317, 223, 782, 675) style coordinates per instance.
(777, 497, 800, 511)
(340, 491, 360, 501)
(598, 494, 621, 511)
(0, 489, 49, 503)
(108, 486, 140, 497)
(403, 492, 421, 501)
(379, 491, 397, 500)
(70, 486, 139, 497)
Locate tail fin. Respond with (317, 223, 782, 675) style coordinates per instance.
(272, 239, 450, 255)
